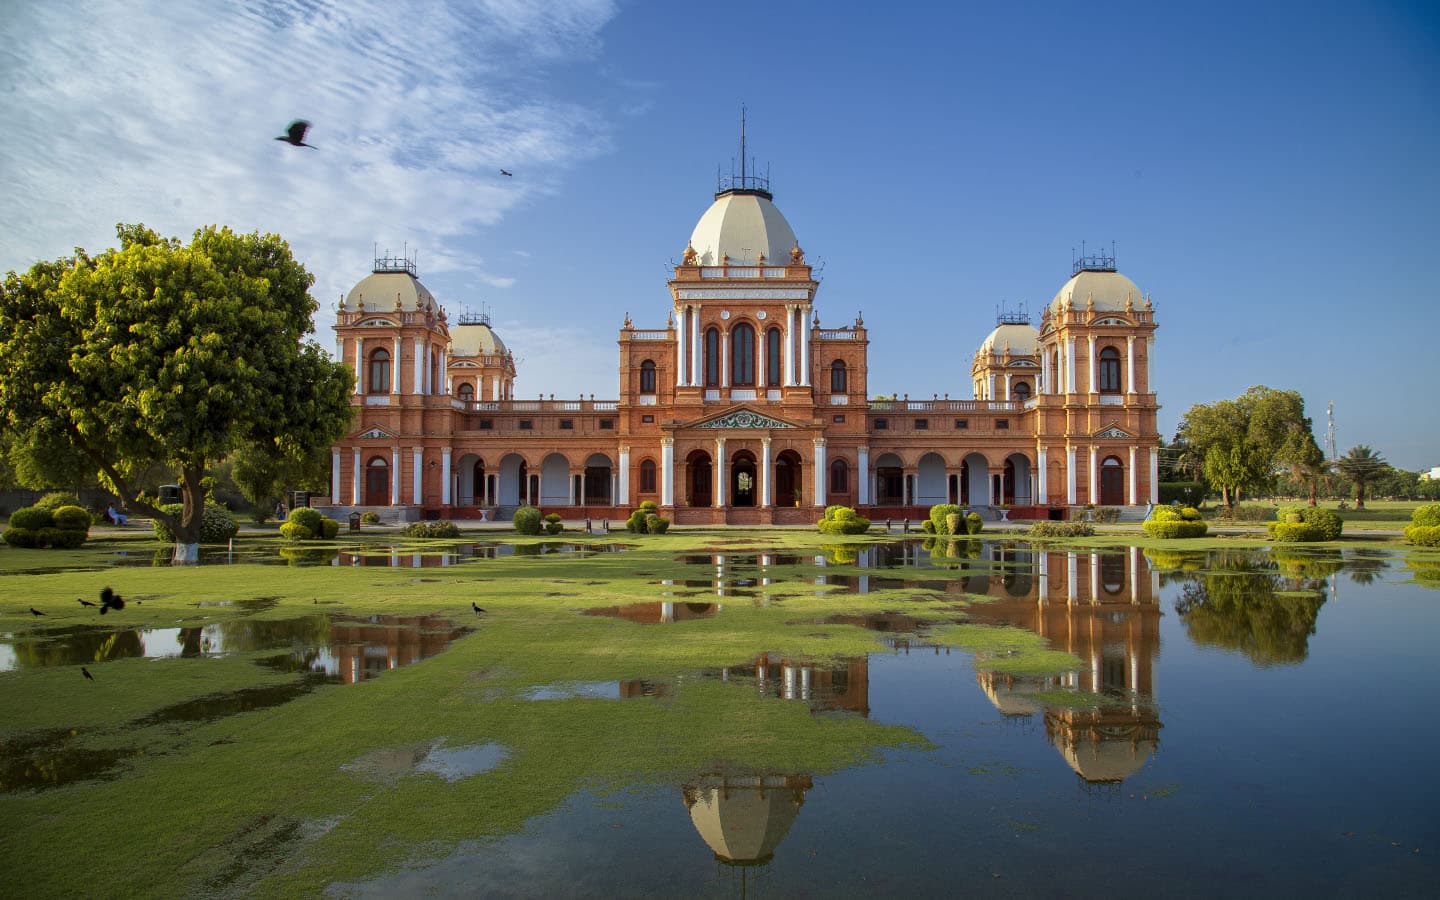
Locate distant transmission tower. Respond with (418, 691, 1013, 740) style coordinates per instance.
(1326, 401, 1336, 461)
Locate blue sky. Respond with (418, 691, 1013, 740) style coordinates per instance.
(2, 0, 1436, 468)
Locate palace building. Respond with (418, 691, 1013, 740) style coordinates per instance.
(324, 165, 1161, 524)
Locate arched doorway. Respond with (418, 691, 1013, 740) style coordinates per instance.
(541, 453, 570, 506)
(499, 454, 527, 505)
(687, 449, 713, 508)
(774, 450, 803, 507)
(1004, 453, 1033, 505)
(583, 452, 613, 505)
(364, 456, 390, 506)
(963, 453, 991, 506)
(730, 450, 757, 507)
(454, 454, 484, 506)
(1100, 456, 1125, 505)
(917, 453, 947, 507)
(874, 453, 903, 506)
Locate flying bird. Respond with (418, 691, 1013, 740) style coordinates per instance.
(499, 169, 512, 177)
(77, 598, 97, 608)
(275, 120, 316, 149)
(29, 607, 46, 616)
(82, 667, 95, 682)
(99, 587, 125, 615)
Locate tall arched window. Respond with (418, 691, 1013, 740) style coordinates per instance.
(640, 359, 657, 394)
(830, 359, 847, 393)
(766, 327, 782, 387)
(640, 459, 657, 493)
(704, 328, 720, 387)
(1013, 381, 1031, 402)
(829, 459, 849, 493)
(367, 348, 391, 393)
(1098, 347, 1121, 394)
(457, 382, 475, 402)
(731, 323, 755, 386)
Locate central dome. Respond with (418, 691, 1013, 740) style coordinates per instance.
(687, 191, 798, 267)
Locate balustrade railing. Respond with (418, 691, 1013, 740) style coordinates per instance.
(628, 330, 670, 340)
(867, 399, 1021, 412)
(455, 399, 622, 413)
(817, 329, 861, 340)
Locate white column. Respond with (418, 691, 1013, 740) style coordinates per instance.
(1065, 338, 1076, 395)
(618, 446, 631, 506)
(691, 306, 701, 386)
(331, 449, 341, 504)
(413, 337, 423, 395)
(437, 348, 446, 393)
(715, 438, 727, 507)
(758, 326, 767, 391)
(857, 446, 870, 505)
(987, 374, 996, 401)
(353, 337, 364, 394)
(800, 306, 811, 386)
(676, 307, 687, 387)
(1067, 552, 1078, 605)
(568, 471, 577, 505)
(761, 438, 773, 507)
(1003, 373, 1012, 400)
(1144, 337, 1154, 392)
(391, 337, 401, 394)
(1066, 446, 1077, 504)
(1150, 448, 1160, 505)
(442, 448, 452, 505)
(391, 448, 401, 506)
(1126, 336, 1136, 393)
(1038, 445, 1048, 503)
(1128, 446, 1138, 505)
(412, 447, 422, 504)
(1041, 350, 1050, 394)
(783, 305, 794, 386)
(352, 448, 362, 504)
(1087, 335, 1097, 393)
(661, 438, 674, 507)
(1088, 446, 1098, 504)
(812, 438, 826, 506)
(720, 331, 729, 388)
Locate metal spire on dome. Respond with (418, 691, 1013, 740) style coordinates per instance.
(1071, 240, 1117, 275)
(716, 105, 772, 199)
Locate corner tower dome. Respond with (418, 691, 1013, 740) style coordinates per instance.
(343, 255, 439, 314)
(687, 190, 798, 267)
(449, 313, 508, 357)
(978, 322, 1040, 357)
(1049, 250, 1146, 314)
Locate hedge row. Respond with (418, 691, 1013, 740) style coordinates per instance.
(1028, 521, 1095, 538)
(818, 506, 870, 535)
(3, 503, 91, 549)
(1143, 505, 1209, 539)
(1266, 506, 1343, 543)
(1405, 504, 1440, 546)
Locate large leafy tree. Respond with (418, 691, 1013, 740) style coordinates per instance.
(0, 224, 353, 561)
(1334, 445, 1388, 509)
(1176, 386, 1323, 508)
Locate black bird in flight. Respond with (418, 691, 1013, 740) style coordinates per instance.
(499, 169, 512, 177)
(78, 598, 97, 607)
(276, 120, 316, 149)
(99, 587, 125, 615)
(82, 667, 95, 682)
(472, 602, 486, 615)
(29, 607, 46, 616)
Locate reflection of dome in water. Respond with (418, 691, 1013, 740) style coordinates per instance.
(682, 774, 812, 866)
(1047, 716, 1159, 783)
(976, 670, 1042, 717)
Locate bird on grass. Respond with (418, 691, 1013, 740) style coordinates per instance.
(472, 602, 486, 615)
(275, 120, 316, 149)
(82, 667, 95, 682)
(77, 598, 97, 608)
(99, 587, 125, 615)
(29, 607, 46, 616)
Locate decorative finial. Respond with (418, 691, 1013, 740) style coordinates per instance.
(812, 311, 820, 327)
(757, 251, 766, 266)
(1086, 292, 1094, 312)
(1125, 291, 1134, 313)
(682, 242, 698, 266)
(721, 253, 730, 266)
(337, 293, 346, 311)
(623, 311, 633, 328)
(1144, 292, 1153, 310)
(790, 241, 804, 265)
(667, 310, 674, 328)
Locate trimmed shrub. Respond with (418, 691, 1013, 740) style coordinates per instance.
(279, 522, 314, 541)
(2, 527, 41, 548)
(1269, 506, 1343, 542)
(1029, 520, 1095, 538)
(1412, 504, 1440, 528)
(823, 544, 859, 565)
(637, 500, 659, 514)
(1404, 525, 1440, 547)
(920, 519, 936, 534)
(287, 507, 324, 533)
(1270, 522, 1325, 542)
(402, 520, 461, 538)
(35, 492, 83, 511)
(645, 514, 670, 534)
(360, 511, 382, 525)
(929, 503, 962, 535)
(152, 502, 239, 543)
(1092, 506, 1121, 523)
(543, 513, 563, 535)
(52, 505, 92, 533)
(626, 510, 648, 533)
(8, 506, 54, 530)
(1144, 519, 1209, 538)
(818, 506, 870, 535)
(318, 517, 341, 540)
(39, 527, 87, 549)
(965, 512, 984, 535)
(513, 506, 543, 535)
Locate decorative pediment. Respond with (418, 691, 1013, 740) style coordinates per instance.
(1095, 426, 1132, 439)
(356, 426, 394, 440)
(693, 408, 797, 430)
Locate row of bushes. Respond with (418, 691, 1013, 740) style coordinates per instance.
(818, 505, 870, 535)
(1265, 506, 1343, 543)
(622, 501, 671, 534)
(3, 496, 93, 548)
(275, 507, 335, 542)
(402, 520, 461, 538)
(1405, 504, 1440, 547)
(924, 504, 983, 536)
(1144, 506, 1209, 539)
(1028, 520, 1095, 538)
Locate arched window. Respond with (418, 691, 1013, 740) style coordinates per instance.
(766, 327, 782, 387)
(731, 323, 755, 386)
(457, 382, 475, 402)
(830, 459, 849, 493)
(1098, 347, 1122, 394)
(640, 359, 657, 394)
(830, 359, 847, 393)
(1013, 381, 1031, 402)
(704, 328, 720, 387)
(640, 459, 657, 493)
(367, 348, 391, 393)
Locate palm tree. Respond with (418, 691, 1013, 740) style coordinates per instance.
(1334, 445, 1387, 510)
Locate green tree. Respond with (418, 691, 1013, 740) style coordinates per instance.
(0, 223, 354, 561)
(1334, 445, 1387, 509)
(1177, 386, 1322, 508)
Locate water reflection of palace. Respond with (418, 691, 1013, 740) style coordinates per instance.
(682, 773, 813, 868)
(967, 547, 1162, 784)
(718, 653, 870, 716)
(323, 615, 469, 685)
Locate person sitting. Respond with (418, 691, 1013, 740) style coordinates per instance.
(106, 504, 128, 526)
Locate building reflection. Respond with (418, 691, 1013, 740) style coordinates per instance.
(966, 547, 1162, 784)
(682, 772, 813, 872)
(584, 602, 720, 624)
(715, 653, 870, 716)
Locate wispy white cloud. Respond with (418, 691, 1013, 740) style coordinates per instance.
(0, 0, 618, 337)
(496, 321, 619, 398)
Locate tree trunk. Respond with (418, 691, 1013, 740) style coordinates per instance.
(1356, 483, 1366, 510)
(1308, 479, 1317, 507)
(1222, 485, 1232, 508)
(172, 465, 207, 565)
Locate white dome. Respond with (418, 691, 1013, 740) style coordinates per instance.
(978, 323, 1039, 357)
(344, 271, 439, 314)
(449, 322, 507, 357)
(687, 191, 798, 267)
(1049, 269, 1145, 315)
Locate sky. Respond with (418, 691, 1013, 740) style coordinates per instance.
(2, 0, 1437, 468)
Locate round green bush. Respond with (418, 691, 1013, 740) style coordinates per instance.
(1272, 506, 1342, 541)
(38, 527, 86, 549)
(1271, 521, 1325, 542)
(637, 500, 659, 514)
(1143, 519, 1209, 538)
(626, 510, 649, 533)
(152, 502, 239, 543)
(52, 505, 92, 533)
(2, 527, 40, 548)
(965, 512, 984, 535)
(34, 492, 82, 511)
(318, 517, 340, 540)
(818, 506, 871, 535)
(8, 506, 54, 530)
(543, 513, 563, 535)
(279, 522, 314, 541)
(1411, 504, 1440, 528)
(1152, 506, 1181, 522)
(928, 503, 962, 535)
(1404, 524, 1440, 547)
(402, 521, 461, 538)
(921, 519, 936, 534)
(646, 514, 671, 534)
(513, 506, 543, 535)
(287, 507, 324, 532)
(360, 511, 381, 525)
